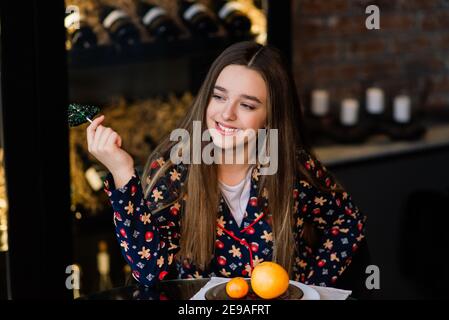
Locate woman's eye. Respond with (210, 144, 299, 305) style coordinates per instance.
(242, 104, 255, 110)
(213, 94, 224, 101)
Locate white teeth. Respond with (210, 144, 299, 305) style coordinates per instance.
(217, 122, 239, 133)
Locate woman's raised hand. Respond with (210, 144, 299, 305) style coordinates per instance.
(87, 115, 135, 186)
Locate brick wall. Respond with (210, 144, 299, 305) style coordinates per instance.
(292, 0, 449, 113)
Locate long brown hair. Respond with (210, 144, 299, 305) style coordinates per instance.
(141, 41, 333, 274)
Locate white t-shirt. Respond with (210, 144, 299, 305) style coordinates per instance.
(218, 166, 254, 227)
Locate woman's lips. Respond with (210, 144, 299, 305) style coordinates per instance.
(215, 121, 240, 136)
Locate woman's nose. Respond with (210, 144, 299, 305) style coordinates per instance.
(222, 101, 237, 121)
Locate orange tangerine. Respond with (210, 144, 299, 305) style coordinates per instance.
(250, 262, 289, 299)
(226, 277, 249, 299)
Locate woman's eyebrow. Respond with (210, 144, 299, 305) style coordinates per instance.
(214, 85, 227, 93)
(214, 85, 262, 104)
(240, 94, 262, 104)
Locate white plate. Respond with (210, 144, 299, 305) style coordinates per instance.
(191, 277, 321, 300)
(289, 280, 320, 300)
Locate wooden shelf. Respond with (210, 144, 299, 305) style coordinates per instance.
(315, 123, 449, 167)
(68, 35, 255, 69)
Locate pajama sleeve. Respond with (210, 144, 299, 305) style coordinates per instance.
(103, 158, 183, 286)
(294, 151, 367, 287)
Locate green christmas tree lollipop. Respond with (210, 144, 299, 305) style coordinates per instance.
(68, 103, 100, 127)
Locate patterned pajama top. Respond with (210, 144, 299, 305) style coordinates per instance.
(103, 150, 366, 287)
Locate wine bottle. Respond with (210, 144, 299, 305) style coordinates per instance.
(137, 1, 180, 41)
(65, 7, 97, 50)
(123, 264, 132, 285)
(215, 0, 251, 38)
(97, 240, 113, 291)
(178, 0, 219, 37)
(99, 5, 141, 47)
(85, 166, 104, 192)
(73, 144, 105, 192)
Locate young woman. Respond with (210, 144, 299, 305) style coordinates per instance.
(87, 41, 366, 288)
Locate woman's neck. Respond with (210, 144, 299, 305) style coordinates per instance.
(217, 163, 251, 186)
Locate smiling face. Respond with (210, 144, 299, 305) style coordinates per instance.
(206, 64, 268, 151)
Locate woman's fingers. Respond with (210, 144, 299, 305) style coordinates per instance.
(86, 115, 104, 149)
(92, 125, 105, 150)
(98, 127, 113, 150)
(105, 131, 119, 150)
(87, 114, 124, 159)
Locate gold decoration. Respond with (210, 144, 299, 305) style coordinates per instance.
(0, 149, 9, 252)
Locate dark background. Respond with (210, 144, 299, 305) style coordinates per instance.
(1, 0, 449, 300)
